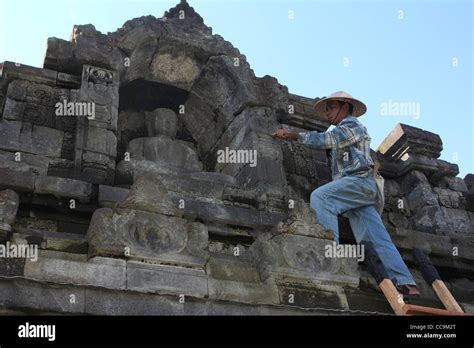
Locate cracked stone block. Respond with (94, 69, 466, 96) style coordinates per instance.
(279, 284, 349, 310)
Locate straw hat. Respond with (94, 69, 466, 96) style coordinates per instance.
(313, 91, 367, 117)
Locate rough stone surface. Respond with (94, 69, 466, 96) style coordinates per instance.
(0, 189, 19, 232)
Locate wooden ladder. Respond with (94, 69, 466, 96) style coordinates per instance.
(362, 242, 468, 316)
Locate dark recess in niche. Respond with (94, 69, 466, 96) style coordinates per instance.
(119, 79, 189, 112)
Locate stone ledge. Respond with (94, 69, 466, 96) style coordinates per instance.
(11, 228, 88, 254)
(34, 176, 93, 202)
(0, 277, 354, 315)
(23, 250, 126, 290)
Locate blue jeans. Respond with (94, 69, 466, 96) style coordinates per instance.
(310, 174, 416, 286)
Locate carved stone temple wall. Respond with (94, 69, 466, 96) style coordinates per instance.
(0, 1, 473, 315)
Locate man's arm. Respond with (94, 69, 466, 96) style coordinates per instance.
(272, 123, 366, 149)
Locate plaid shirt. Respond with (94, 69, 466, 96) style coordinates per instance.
(298, 116, 374, 180)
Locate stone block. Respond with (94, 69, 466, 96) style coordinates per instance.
(0, 167, 36, 192)
(13, 227, 88, 254)
(1, 62, 58, 87)
(206, 255, 260, 283)
(441, 176, 468, 193)
(383, 179, 402, 197)
(35, 176, 93, 202)
(84, 126, 117, 157)
(24, 250, 126, 290)
(168, 192, 284, 229)
(126, 261, 208, 298)
(86, 203, 207, 265)
(249, 233, 360, 287)
(0, 189, 20, 232)
(405, 182, 438, 211)
(0, 278, 86, 314)
(208, 278, 280, 305)
(0, 150, 50, 176)
(88, 106, 114, 130)
(410, 205, 448, 233)
(440, 207, 472, 233)
(159, 173, 225, 200)
(0, 257, 25, 277)
(0, 120, 64, 157)
(98, 185, 129, 207)
(434, 187, 464, 209)
(279, 284, 348, 310)
(87, 207, 183, 257)
(377, 123, 442, 161)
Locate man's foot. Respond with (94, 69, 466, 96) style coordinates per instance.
(397, 284, 421, 296)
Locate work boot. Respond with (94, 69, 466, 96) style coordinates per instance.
(397, 284, 421, 297)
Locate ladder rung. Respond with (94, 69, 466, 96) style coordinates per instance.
(402, 304, 469, 316)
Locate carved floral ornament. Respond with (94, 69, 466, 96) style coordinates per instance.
(88, 67, 113, 84)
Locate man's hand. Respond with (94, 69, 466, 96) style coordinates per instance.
(272, 128, 300, 141)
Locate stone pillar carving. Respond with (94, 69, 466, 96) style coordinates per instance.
(75, 65, 119, 184)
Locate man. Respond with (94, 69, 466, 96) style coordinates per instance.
(272, 91, 419, 296)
